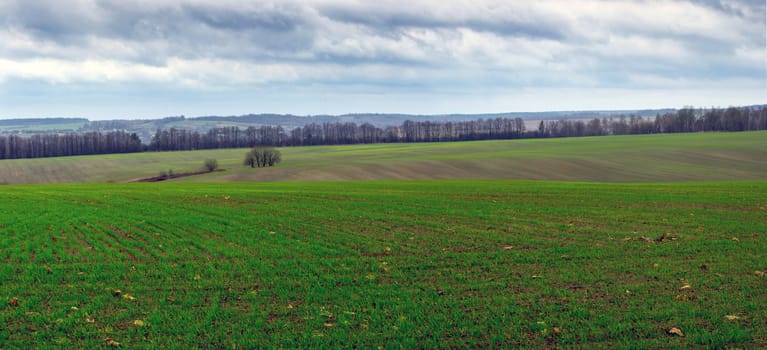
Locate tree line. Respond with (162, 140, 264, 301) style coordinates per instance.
(0, 106, 764, 160)
(146, 117, 528, 150)
(147, 106, 765, 150)
(0, 131, 142, 160)
(537, 106, 767, 138)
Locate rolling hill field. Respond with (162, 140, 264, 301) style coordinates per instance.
(0, 131, 765, 184)
(0, 132, 765, 348)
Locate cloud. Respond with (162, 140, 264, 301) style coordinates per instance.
(0, 0, 764, 117)
(317, 1, 571, 40)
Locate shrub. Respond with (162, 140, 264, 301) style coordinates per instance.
(203, 159, 219, 172)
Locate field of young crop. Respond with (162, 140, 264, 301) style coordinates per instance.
(1, 180, 765, 348)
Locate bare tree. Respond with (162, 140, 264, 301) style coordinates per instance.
(244, 147, 282, 168)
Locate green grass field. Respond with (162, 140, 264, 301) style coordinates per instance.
(1, 132, 766, 348)
(0, 131, 765, 184)
(1, 181, 765, 348)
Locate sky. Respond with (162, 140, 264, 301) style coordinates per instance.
(0, 0, 765, 119)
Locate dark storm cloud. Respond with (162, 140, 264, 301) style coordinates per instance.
(3, 0, 318, 62)
(176, 3, 318, 55)
(317, 3, 568, 40)
(7, 1, 312, 39)
(182, 4, 301, 32)
(695, 0, 765, 16)
(9, 1, 97, 43)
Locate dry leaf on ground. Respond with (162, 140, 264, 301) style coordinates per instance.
(667, 327, 685, 337)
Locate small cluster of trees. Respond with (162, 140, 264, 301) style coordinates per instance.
(243, 147, 282, 168)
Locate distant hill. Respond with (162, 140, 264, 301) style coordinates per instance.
(0, 118, 89, 133)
